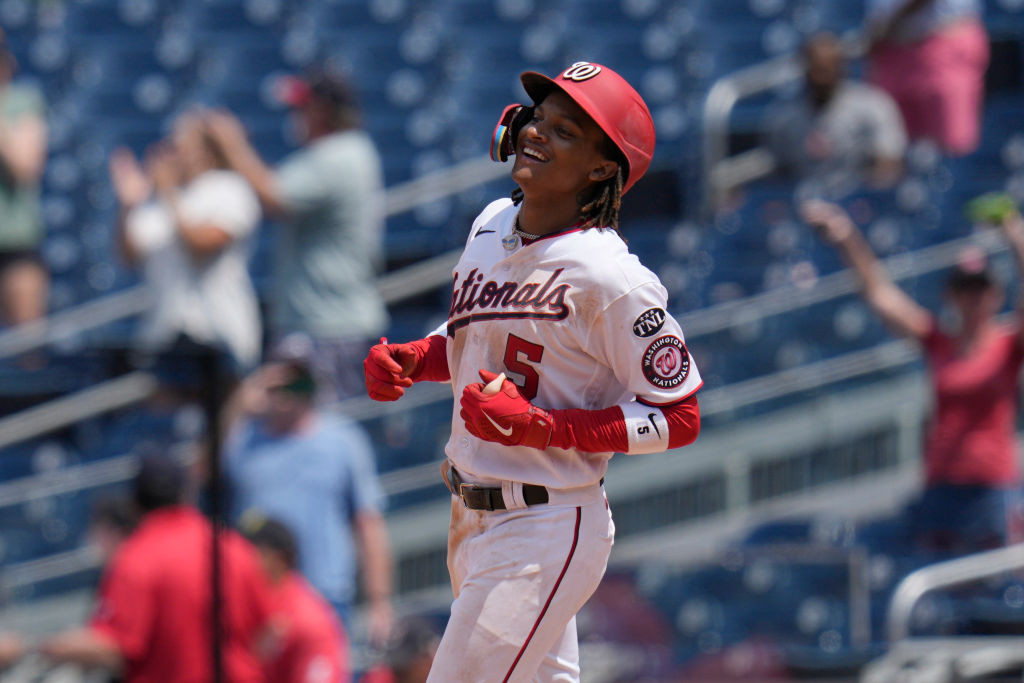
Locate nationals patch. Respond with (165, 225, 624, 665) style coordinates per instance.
(632, 307, 667, 337)
(642, 335, 689, 389)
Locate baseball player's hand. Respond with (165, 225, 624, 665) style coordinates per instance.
(800, 199, 855, 245)
(364, 341, 419, 401)
(460, 369, 555, 449)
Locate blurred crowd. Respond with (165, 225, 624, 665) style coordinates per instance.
(0, 452, 437, 682)
(764, 0, 988, 193)
(759, 0, 1022, 561)
(0, 9, 417, 677)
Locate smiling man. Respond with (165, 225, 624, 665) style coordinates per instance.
(364, 62, 702, 682)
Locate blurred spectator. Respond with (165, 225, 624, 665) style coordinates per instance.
(765, 33, 906, 194)
(110, 111, 262, 374)
(38, 455, 275, 682)
(205, 67, 389, 400)
(243, 515, 351, 683)
(360, 617, 440, 683)
(802, 199, 1024, 555)
(866, 0, 988, 156)
(0, 28, 48, 326)
(223, 357, 394, 645)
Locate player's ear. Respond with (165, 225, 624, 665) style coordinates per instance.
(588, 160, 618, 183)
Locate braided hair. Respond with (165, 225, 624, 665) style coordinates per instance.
(510, 137, 627, 232)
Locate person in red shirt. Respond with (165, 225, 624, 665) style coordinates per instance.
(243, 515, 350, 683)
(39, 455, 275, 682)
(803, 200, 1024, 554)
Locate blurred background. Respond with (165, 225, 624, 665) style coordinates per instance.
(0, 0, 1023, 681)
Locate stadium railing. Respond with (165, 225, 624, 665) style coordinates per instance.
(858, 543, 1024, 680)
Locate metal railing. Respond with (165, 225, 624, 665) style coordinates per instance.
(0, 372, 158, 450)
(676, 229, 1007, 338)
(887, 543, 1024, 642)
(702, 53, 799, 214)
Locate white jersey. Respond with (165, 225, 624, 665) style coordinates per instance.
(441, 198, 702, 490)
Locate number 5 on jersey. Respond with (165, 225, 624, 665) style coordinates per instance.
(502, 334, 544, 400)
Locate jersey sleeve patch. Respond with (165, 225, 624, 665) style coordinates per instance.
(632, 307, 667, 337)
(642, 335, 690, 389)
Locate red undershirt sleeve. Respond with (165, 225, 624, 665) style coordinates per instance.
(549, 395, 700, 453)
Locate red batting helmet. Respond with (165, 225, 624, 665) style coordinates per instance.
(515, 62, 656, 195)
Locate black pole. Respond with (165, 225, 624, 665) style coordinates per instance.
(201, 348, 225, 683)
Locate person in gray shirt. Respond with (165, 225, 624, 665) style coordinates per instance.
(765, 33, 907, 197)
(206, 68, 388, 399)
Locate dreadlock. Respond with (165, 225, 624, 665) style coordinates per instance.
(509, 139, 627, 233)
(578, 165, 624, 231)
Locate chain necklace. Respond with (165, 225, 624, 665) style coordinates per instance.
(513, 215, 541, 242)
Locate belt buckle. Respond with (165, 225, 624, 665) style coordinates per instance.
(458, 482, 480, 510)
(459, 482, 498, 511)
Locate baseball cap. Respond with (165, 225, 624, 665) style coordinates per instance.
(519, 61, 656, 194)
(241, 514, 299, 569)
(267, 334, 318, 396)
(275, 68, 358, 111)
(947, 246, 995, 291)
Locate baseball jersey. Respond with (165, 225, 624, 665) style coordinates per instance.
(442, 198, 702, 490)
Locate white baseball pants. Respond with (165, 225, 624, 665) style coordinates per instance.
(427, 485, 614, 683)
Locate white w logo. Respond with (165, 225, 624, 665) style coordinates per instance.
(561, 62, 602, 82)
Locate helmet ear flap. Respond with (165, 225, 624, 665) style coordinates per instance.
(490, 104, 534, 162)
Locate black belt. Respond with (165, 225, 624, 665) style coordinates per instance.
(446, 465, 549, 511)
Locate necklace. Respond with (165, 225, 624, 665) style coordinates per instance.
(513, 215, 540, 242)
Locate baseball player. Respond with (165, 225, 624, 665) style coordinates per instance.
(364, 62, 702, 682)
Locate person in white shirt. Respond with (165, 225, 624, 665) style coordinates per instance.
(765, 33, 907, 195)
(109, 112, 262, 372)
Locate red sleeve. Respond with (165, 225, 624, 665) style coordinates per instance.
(88, 556, 154, 662)
(663, 396, 701, 449)
(550, 395, 700, 453)
(406, 335, 450, 383)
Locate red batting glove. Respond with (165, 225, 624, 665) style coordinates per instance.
(460, 369, 556, 449)
(363, 342, 418, 401)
